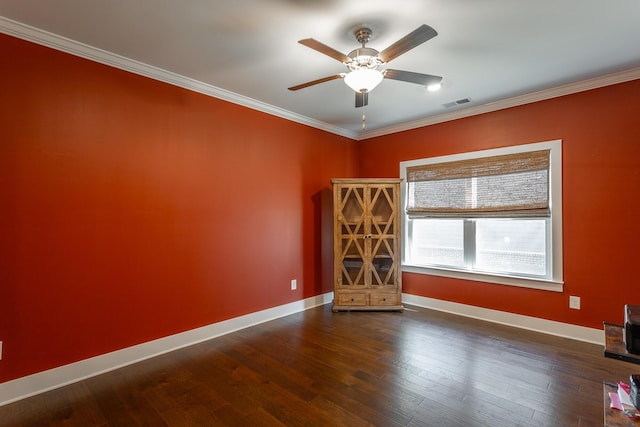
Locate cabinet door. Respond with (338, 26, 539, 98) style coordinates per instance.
(336, 182, 400, 289)
(368, 184, 400, 288)
(336, 185, 366, 287)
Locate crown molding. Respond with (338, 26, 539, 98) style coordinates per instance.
(359, 67, 640, 140)
(2, 15, 637, 142)
(0, 16, 359, 140)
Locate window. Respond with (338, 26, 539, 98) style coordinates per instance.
(400, 140, 563, 291)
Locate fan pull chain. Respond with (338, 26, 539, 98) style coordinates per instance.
(361, 103, 367, 130)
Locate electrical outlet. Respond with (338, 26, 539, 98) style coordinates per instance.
(291, 279, 297, 290)
(569, 296, 581, 310)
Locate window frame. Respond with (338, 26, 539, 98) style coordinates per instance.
(400, 140, 563, 292)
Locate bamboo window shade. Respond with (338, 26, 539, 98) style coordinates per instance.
(406, 150, 550, 218)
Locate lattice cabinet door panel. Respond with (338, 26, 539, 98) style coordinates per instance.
(332, 178, 403, 312)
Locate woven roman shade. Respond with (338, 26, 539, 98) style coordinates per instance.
(406, 150, 550, 218)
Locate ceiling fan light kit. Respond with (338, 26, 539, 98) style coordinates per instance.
(289, 24, 443, 118)
(344, 68, 384, 92)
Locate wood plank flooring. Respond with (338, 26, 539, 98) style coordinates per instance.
(0, 304, 635, 426)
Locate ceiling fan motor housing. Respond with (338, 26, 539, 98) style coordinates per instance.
(347, 47, 383, 71)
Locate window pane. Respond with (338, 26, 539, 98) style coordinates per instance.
(410, 219, 464, 267)
(475, 219, 546, 276)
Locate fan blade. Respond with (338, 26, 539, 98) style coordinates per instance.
(378, 24, 438, 63)
(288, 74, 345, 91)
(355, 91, 368, 108)
(298, 38, 350, 63)
(384, 69, 442, 86)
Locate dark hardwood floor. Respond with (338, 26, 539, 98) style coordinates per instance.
(0, 304, 635, 426)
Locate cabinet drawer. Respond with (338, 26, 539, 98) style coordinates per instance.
(337, 293, 367, 306)
(370, 294, 399, 306)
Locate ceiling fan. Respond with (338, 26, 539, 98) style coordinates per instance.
(288, 24, 443, 108)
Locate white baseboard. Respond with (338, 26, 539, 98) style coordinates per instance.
(402, 293, 604, 345)
(1, 292, 603, 407)
(0, 292, 334, 407)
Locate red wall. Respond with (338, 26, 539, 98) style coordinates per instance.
(3, 30, 639, 386)
(0, 34, 357, 383)
(357, 79, 640, 329)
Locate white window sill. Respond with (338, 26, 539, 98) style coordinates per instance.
(402, 264, 564, 292)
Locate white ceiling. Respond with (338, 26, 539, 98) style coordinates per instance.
(1, 0, 640, 139)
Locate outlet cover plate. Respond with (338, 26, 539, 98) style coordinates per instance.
(569, 296, 580, 310)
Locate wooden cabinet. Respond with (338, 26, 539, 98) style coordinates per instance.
(331, 178, 403, 312)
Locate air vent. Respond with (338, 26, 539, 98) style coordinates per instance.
(443, 98, 472, 108)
